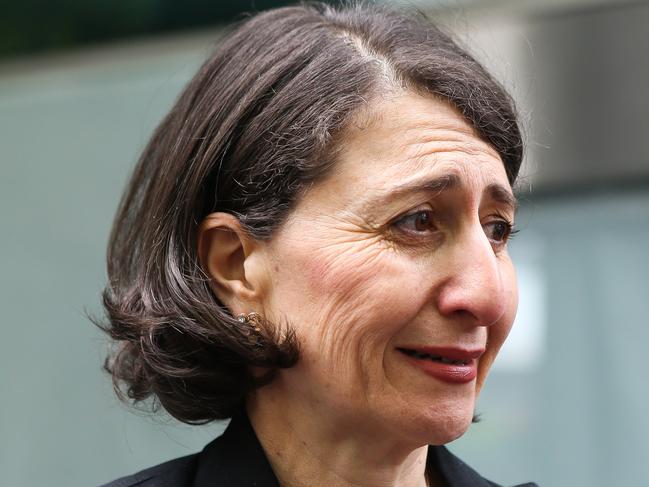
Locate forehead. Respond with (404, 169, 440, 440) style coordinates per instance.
(347, 92, 503, 176)
(309, 91, 511, 209)
(292, 92, 516, 221)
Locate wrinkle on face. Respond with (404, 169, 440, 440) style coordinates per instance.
(325, 112, 509, 228)
(267, 210, 419, 411)
(254, 90, 518, 449)
(402, 138, 500, 167)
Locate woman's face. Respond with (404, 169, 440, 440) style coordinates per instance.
(255, 91, 518, 446)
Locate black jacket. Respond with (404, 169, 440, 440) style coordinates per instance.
(100, 412, 537, 487)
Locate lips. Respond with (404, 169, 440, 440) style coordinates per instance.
(397, 346, 484, 384)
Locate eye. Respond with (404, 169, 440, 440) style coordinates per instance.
(483, 219, 517, 245)
(392, 208, 437, 234)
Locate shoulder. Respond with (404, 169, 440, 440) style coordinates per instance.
(97, 412, 278, 487)
(98, 453, 198, 487)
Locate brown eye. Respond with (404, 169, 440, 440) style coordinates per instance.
(393, 209, 437, 233)
(484, 220, 514, 243)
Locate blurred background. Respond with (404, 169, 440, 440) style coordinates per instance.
(1, 0, 647, 485)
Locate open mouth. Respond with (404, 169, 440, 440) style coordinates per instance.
(398, 348, 470, 366)
(397, 346, 482, 383)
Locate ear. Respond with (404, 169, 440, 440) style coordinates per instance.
(197, 212, 265, 314)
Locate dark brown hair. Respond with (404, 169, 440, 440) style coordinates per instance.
(100, 1, 523, 424)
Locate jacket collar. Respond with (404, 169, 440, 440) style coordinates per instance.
(428, 445, 497, 487)
(193, 410, 531, 487)
(193, 410, 280, 487)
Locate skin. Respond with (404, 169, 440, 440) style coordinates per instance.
(199, 91, 519, 487)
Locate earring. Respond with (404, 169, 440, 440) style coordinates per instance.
(237, 312, 263, 344)
(237, 312, 263, 333)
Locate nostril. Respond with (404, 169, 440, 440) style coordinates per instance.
(436, 276, 506, 326)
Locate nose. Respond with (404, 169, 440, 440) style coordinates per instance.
(436, 227, 507, 326)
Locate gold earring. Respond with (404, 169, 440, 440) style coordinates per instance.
(237, 312, 262, 333)
(236, 312, 265, 348)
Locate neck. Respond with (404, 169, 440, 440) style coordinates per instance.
(246, 383, 439, 487)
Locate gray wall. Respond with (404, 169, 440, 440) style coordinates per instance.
(0, 35, 225, 487)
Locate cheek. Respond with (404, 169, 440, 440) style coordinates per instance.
(276, 240, 425, 368)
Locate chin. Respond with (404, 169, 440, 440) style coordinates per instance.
(419, 388, 478, 445)
(424, 409, 474, 446)
(386, 398, 475, 447)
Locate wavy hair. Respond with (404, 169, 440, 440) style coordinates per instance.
(99, 1, 524, 424)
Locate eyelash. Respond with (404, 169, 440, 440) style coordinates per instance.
(390, 208, 518, 247)
(483, 218, 518, 246)
(392, 208, 437, 234)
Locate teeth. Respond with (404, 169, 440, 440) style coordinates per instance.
(402, 349, 467, 365)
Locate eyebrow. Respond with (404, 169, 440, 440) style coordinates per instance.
(485, 183, 519, 212)
(361, 173, 518, 214)
(391, 173, 460, 196)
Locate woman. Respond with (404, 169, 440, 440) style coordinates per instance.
(100, 3, 536, 486)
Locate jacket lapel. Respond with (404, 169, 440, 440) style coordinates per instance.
(193, 411, 280, 487)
